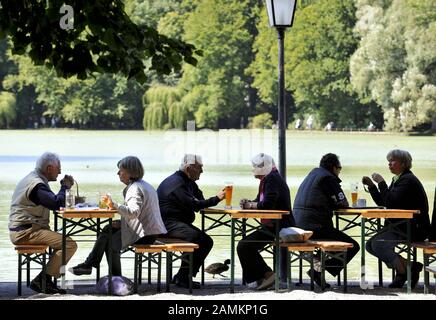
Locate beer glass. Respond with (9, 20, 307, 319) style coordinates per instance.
(65, 189, 75, 209)
(224, 182, 233, 209)
(351, 183, 358, 207)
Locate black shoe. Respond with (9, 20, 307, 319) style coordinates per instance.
(46, 276, 67, 294)
(307, 270, 331, 289)
(388, 273, 406, 288)
(172, 274, 201, 289)
(411, 262, 423, 289)
(29, 275, 61, 294)
(69, 262, 92, 276)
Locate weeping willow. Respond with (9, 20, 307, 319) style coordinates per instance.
(142, 85, 189, 130)
(0, 91, 16, 128)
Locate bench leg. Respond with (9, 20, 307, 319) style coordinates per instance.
(41, 253, 46, 294)
(343, 252, 347, 293)
(133, 252, 138, 294)
(310, 253, 314, 291)
(424, 253, 429, 294)
(321, 251, 326, 291)
(18, 254, 22, 296)
(148, 253, 151, 284)
(189, 252, 193, 294)
(287, 250, 291, 291)
(166, 252, 171, 292)
(157, 252, 162, 293)
(26, 258, 30, 287)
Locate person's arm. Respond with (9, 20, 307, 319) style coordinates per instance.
(172, 186, 220, 211)
(320, 176, 349, 208)
(113, 185, 143, 220)
(29, 183, 68, 210)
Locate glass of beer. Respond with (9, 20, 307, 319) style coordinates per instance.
(224, 182, 233, 209)
(351, 183, 358, 207)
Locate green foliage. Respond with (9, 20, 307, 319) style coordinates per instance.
(0, 91, 16, 128)
(249, 112, 273, 129)
(351, 0, 436, 131)
(0, 0, 200, 83)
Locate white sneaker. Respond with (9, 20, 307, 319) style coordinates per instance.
(257, 273, 275, 290)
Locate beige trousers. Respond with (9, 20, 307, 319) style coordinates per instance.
(10, 224, 77, 278)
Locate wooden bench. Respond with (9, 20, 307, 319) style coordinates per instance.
(412, 242, 436, 293)
(132, 243, 167, 293)
(156, 238, 199, 294)
(281, 241, 319, 291)
(314, 241, 353, 293)
(15, 244, 48, 295)
(131, 238, 199, 294)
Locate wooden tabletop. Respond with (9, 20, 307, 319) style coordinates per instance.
(203, 206, 289, 219)
(59, 207, 117, 218)
(335, 208, 420, 219)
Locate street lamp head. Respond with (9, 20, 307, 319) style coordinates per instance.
(265, 0, 297, 28)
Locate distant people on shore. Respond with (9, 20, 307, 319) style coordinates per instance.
(306, 115, 314, 130)
(324, 122, 334, 131)
(295, 118, 302, 130)
(367, 122, 375, 131)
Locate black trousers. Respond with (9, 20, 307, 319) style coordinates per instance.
(164, 219, 213, 280)
(237, 226, 276, 284)
(85, 224, 156, 276)
(311, 226, 360, 277)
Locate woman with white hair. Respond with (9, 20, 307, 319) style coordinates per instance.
(362, 149, 430, 289)
(70, 156, 167, 278)
(237, 153, 295, 290)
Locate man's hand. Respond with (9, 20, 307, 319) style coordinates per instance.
(362, 176, 375, 188)
(239, 198, 249, 208)
(216, 189, 226, 201)
(371, 173, 385, 184)
(60, 175, 74, 188)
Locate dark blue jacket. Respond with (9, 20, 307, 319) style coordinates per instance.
(157, 171, 220, 224)
(293, 167, 346, 230)
(253, 170, 295, 228)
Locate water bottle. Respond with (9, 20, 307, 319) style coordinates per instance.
(65, 188, 75, 209)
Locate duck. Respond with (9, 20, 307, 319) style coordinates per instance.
(205, 259, 231, 278)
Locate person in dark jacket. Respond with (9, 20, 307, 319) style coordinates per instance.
(237, 153, 294, 290)
(157, 154, 225, 289)
(293, 153, 359, 288)
(429, 187, 436, 242)
(362, 149, 429, 289)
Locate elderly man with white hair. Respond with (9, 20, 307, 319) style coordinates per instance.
(157, 154, 225, 289)
(9, 152, 77, 294)
(237, 153, 295, 290)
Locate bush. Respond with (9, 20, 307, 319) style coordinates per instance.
(250, 113, 273, 129)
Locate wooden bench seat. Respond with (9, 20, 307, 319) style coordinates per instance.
(412, 242, 436, 293)
(313, 241, 354, 251)
(14, 244, 48, 295)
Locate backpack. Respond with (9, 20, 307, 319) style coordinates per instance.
(96, 275, 134, 296)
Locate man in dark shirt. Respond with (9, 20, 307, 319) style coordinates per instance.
(157, 154, 225, 288)
(9, 152, 77, 294)
(293, 153, 359, 288)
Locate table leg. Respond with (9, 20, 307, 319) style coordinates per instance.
(424, 253, 429, 294)
(108, 218, 113, 295)
(230, 218, 235, 293)
(406, 219, 411, 294)
(361, 217, 366, 289)
(275, 220, 280, 292)
(96, 218, 101, 282)
(377, 218, 383, 287)
(201, 212, 205, 286)
(61, 217, 66, 289)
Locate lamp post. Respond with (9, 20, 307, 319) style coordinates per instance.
(265, 0, 297, 181)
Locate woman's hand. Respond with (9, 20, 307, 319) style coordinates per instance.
(371, 173, 385, 184)
(362, 176, 375, 187)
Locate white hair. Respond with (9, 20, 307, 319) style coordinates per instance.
(35, 152, 60, 172)
(251, 153, 275, 176)
(179, 154, 203, 170)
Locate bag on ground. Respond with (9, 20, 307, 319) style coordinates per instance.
(279, 227, 313, 243)
(96, 275, 134, 296)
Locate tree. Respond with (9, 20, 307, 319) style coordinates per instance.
(0, 0, 200, 83)
(351, 0, 436, 132)
(0, 91, 16, 128)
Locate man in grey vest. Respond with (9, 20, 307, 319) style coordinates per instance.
(293, 153, 359, 288)
(9, 152, 78, 294)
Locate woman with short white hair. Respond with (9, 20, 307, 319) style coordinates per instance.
(362, 149, 430, 289)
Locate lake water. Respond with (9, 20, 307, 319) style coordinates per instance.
(0, 129, 435, 284)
